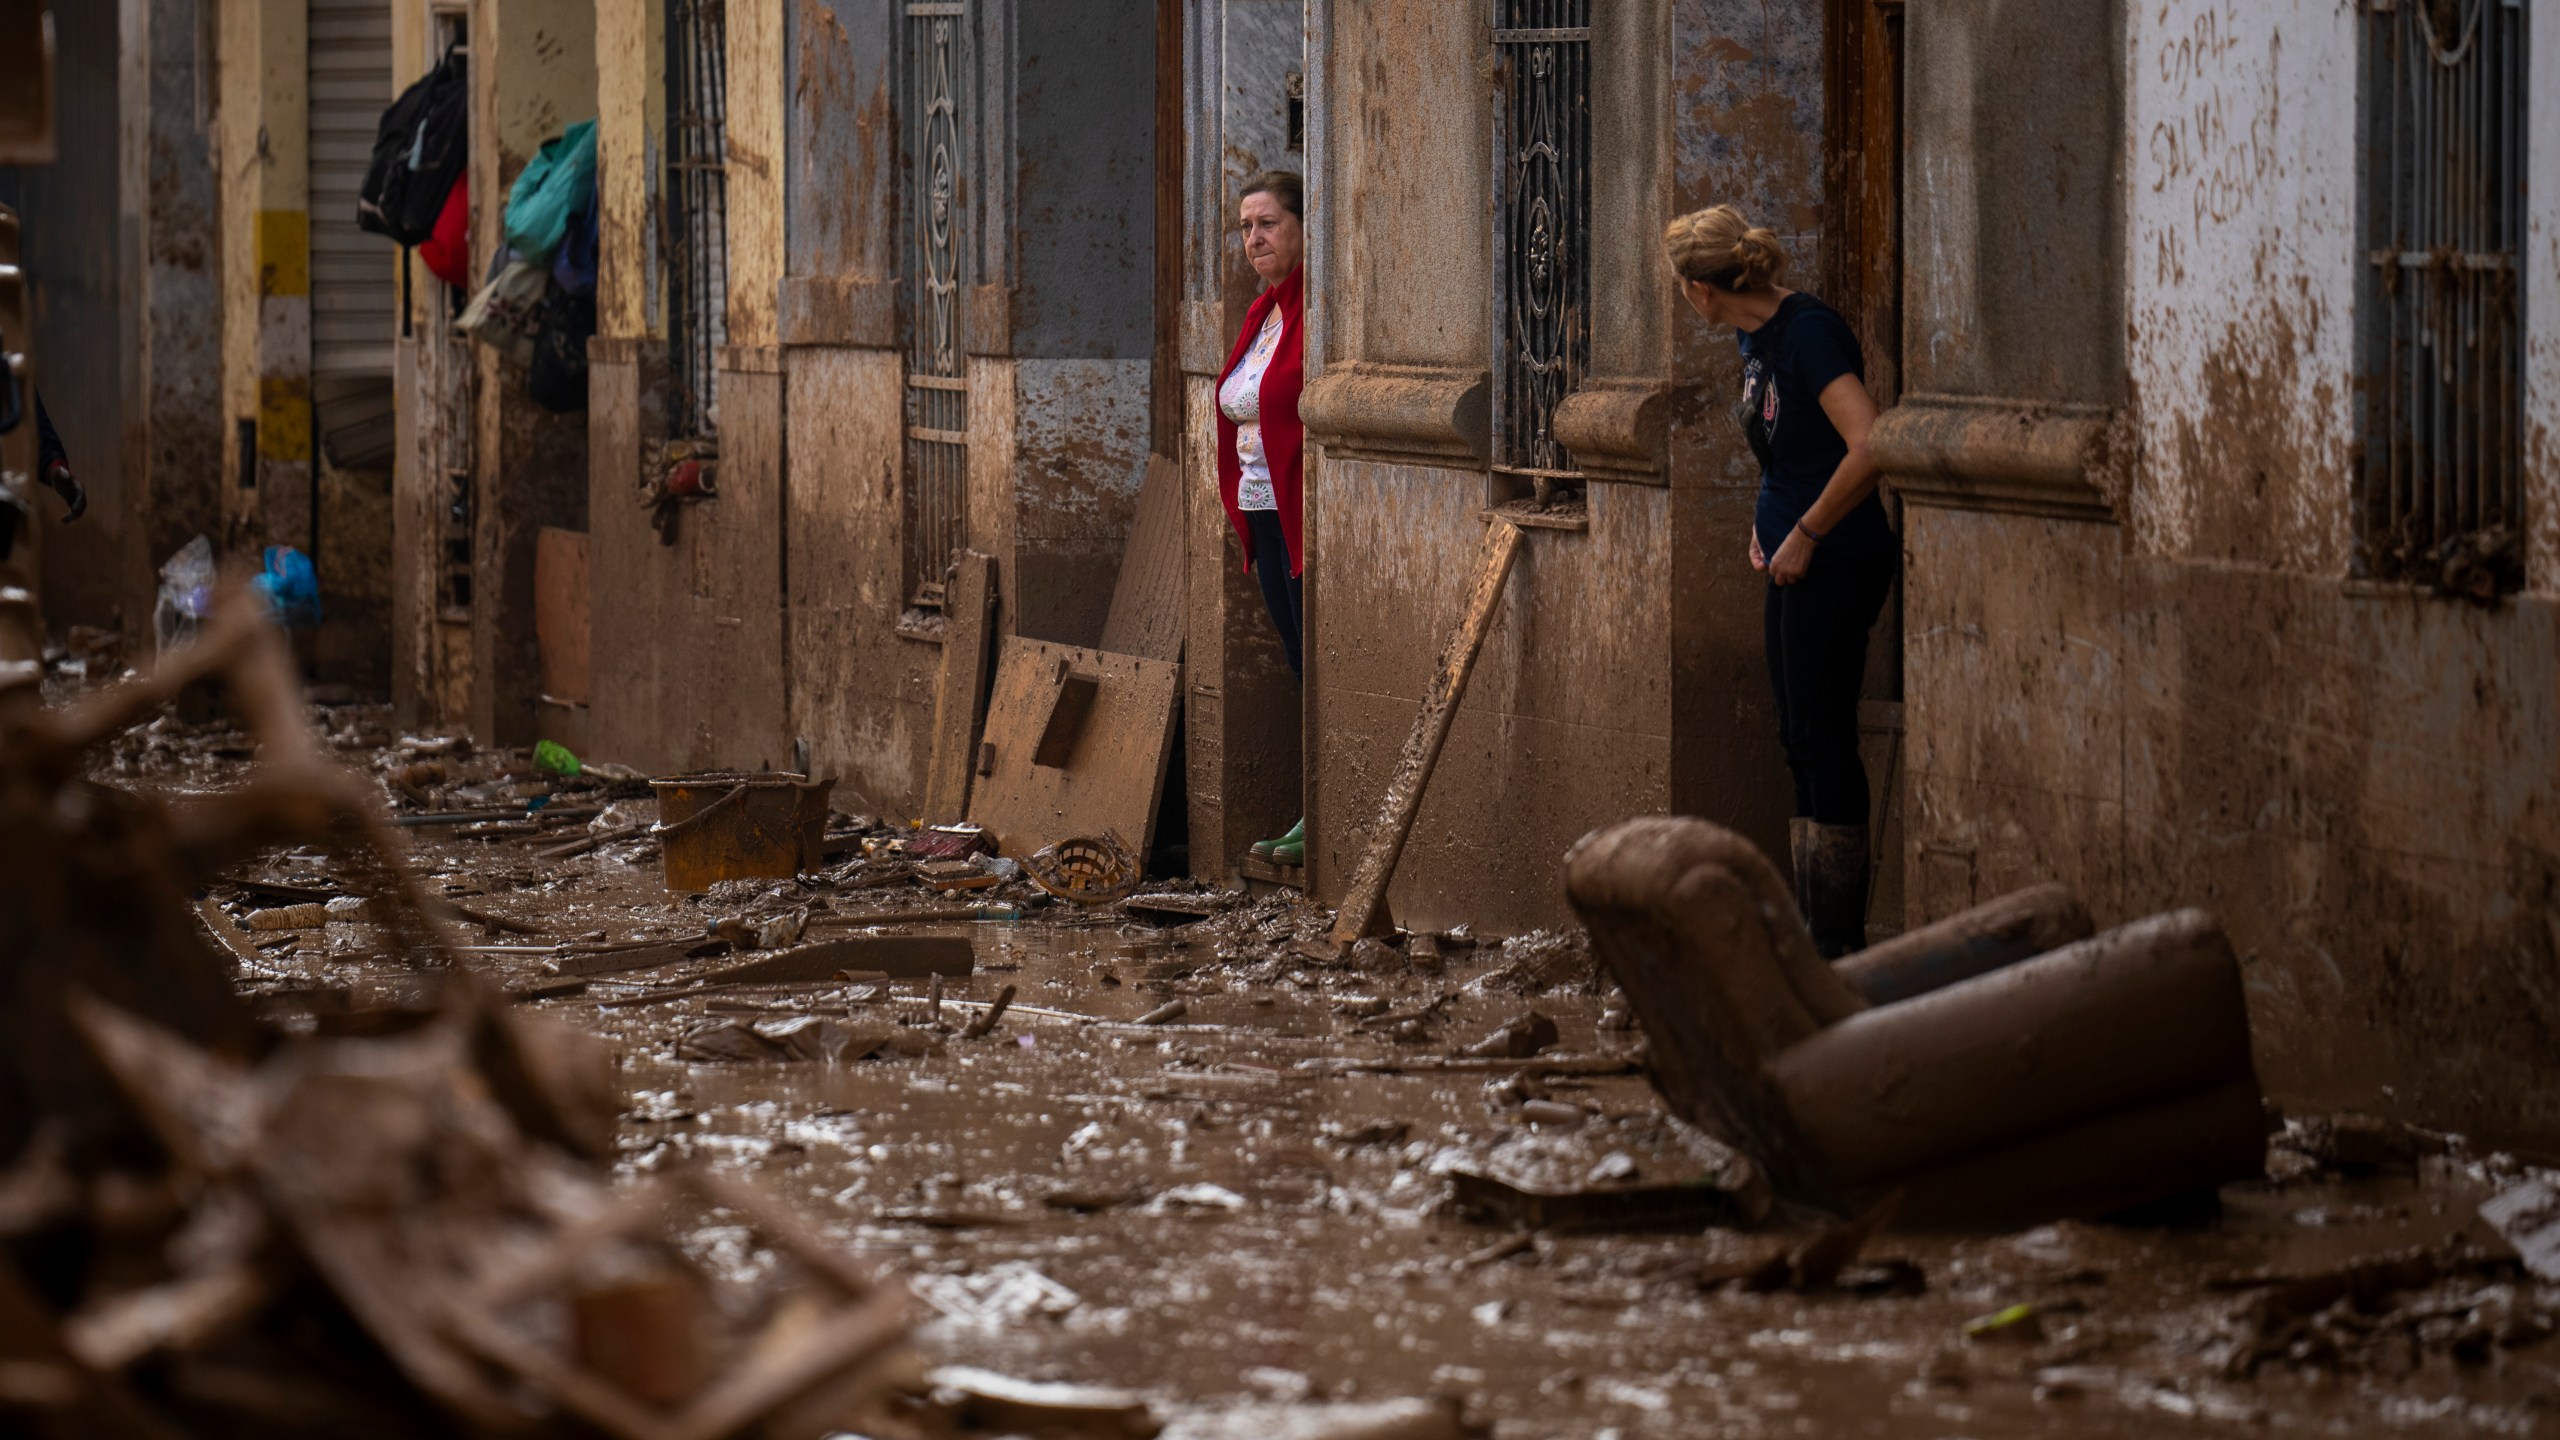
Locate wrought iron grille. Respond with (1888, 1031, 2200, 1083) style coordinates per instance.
(904, 0, 970, 604)
(1491, 0, 1591, 479)
(2358, 0, 2527, 594)
(666, 0, 730, 439)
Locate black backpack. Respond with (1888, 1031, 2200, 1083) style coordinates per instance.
(358, 50, 470, 246)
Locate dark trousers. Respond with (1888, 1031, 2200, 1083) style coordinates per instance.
(1764, 552, 1895, 825)
(1246, 508, 1303, 678)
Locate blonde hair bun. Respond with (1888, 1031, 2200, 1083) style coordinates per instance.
(1662, 204, 1788, 291)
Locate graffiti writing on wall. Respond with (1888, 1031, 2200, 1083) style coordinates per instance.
(2144, 2, 2282, 286)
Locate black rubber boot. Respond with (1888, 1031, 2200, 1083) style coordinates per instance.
(1803, 823, 1870, 959)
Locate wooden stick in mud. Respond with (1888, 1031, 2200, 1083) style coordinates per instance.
(1329, 519, 1524, 946)
(960, 984, 1017, 1039)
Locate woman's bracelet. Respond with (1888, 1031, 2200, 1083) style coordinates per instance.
(1794, 519, 1825, 543)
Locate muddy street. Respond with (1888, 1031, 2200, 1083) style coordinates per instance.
(129, 704, 2556, 1439)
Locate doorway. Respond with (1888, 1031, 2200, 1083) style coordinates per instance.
(1823, 0, 1907, 937)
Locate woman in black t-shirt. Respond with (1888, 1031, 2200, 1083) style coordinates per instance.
(1664, 204, 1894, 957)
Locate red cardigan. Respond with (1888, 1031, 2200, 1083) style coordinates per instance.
(1214, 264, 1306, 576)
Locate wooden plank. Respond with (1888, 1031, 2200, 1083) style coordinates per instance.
(923, 550, 998, 821)
(1097, 453, 1187, 662)
(1329, 520, 1524, 946)
(535, 527, 593, 705)
(969, 638, 1181, 863)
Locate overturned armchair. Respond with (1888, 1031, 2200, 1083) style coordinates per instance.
(1566, 817, 2269, 1230)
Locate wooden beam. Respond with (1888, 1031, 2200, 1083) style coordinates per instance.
(1329, 519, 1523, 946)
(922, 551, 996, 821)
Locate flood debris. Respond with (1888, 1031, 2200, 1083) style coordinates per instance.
(2214, 1242, 2556, 1375)
(676, 1016, 940, 1064)
(1161, 1396, 1477, 1440)
(1567, 816, 2269, 1228)
(921, 1365, 1161, 1438)
(1026, 832, 1144, 905)
(1447, 1113, 1771, 1234)
(2479, 1176, 2560, 1283)
(1459, 1009, 1558, 1060)
(0, 589, 920, 1438)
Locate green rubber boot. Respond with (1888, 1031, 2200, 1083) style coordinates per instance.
(1253, 817, 1305, 864)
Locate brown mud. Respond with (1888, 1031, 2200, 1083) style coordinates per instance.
(97, 693, 2560, 1439)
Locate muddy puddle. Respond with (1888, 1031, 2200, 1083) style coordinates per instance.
(148, 711, 2560, 1439)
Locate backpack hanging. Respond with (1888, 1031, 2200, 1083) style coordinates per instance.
(358, 48, 470, 247)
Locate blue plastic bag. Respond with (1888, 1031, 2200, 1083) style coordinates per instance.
(253, 546, 324, 629)
(502, 119, 598, 265)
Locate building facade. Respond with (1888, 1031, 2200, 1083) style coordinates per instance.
(1883, 0, 2560, 1150)
(1290, 0, 1889, 933)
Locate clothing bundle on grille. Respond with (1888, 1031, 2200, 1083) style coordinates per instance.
(356, 46, 469, 246)
(454, 119, 602, 412)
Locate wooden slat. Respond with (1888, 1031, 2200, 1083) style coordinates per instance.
(1329, 520, 1524, 945)
(1097, 453, 1186, 662)
(922, 551, 996, 821)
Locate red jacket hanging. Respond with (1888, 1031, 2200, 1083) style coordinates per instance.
(1215, 263, 1305, 576)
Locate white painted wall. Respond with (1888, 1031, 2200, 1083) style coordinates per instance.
(2527, 0, 2559, 594)
(2124, 0, 2359, 574)
(2126, 0, 2556, 588)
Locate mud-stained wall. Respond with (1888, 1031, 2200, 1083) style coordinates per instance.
(1312, 461, 1676, 936)
(788, 347, 936, 813)
(597, 0, 662, 342)
(1901, 0, 2560, 1150)
(215, 0, 314, 558)
(120, 0, 226, 649)
(2536, 9, 2560, 597)
(1901, 0, 2124, 406)
(1009, 358, 1151, 647)
(987, 1, 1157, 649)
(773, 0, 934, 813)
(2125, 0, 2353, 573)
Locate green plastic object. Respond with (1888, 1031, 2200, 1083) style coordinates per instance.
(534, 739, 581, 777)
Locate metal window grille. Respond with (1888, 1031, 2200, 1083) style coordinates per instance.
(2358, 0, 2527, 594)
(903, 1, 971, 605)
(666, 0, 729, 439)
(1491, 0, 1591, 480)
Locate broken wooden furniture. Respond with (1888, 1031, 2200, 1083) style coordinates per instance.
(0, 584, 914, 1438)
(1565, 817, 2267, 1228)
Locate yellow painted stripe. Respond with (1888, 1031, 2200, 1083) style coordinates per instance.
(256, 210, 310, 297)
(257, 376, 313, 462)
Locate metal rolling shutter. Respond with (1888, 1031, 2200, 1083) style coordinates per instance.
(308, 0, 397, 468)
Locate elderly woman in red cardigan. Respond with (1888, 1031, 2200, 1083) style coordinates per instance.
(1220, 170, 1307, 867)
